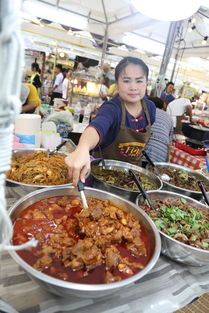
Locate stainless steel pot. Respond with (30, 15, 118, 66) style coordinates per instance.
(136, 190, 209, 266)
(6, 148, 72, 195)
(91, 159, 163, 203)
(8, 186, 161, 298)
(154, 162, 209, 200)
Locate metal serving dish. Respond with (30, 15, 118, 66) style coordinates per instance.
(154, 162, 209, 200)
(8, 186, 161, 298)
(91, 159, 163, 203)
(136, 190, 209, 266)
(6, 148, 72, 195)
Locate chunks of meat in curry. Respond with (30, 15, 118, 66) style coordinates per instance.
(13, 196, 150, 284)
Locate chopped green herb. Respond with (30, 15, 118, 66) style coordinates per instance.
(154, 219, 165, 230)
(181, 198, 187, 204)
(204, 223, 209, 229)
(192, 224, 201, 231)
(202, 242, 209, 249)
(166, 227, 178, 236)
(190, 235, 197, 241)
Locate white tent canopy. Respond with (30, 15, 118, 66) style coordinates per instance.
(21, 0, 209, 57)
(21, 0, 209, 89)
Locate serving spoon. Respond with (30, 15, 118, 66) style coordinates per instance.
(198, 181, 209, 207)
(48, 140, 67, 155)
(142, 151, 170, 182)
(98, 146, 106, 170)
(77, 180, 88, 209)
(128, 169, 154, 209)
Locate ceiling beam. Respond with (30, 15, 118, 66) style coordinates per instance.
(37, 0, 106, 24)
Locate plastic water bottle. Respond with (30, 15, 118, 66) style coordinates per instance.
(82, 105, 91, 125)
(73, 105, 81, 123)
(57, 121, 68, 138)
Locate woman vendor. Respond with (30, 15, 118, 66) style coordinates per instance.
(65, 56, 156, 186)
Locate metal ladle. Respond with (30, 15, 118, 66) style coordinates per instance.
(142, 151, 170, 182)
(198, 181, 209, 207)
(128, 169, 154, 209)
(77, 180, 88, 209)
(48, 140, 68, 155)
(98, 145, 106, 170)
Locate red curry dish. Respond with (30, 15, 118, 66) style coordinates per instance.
(12, 196, 151, 284)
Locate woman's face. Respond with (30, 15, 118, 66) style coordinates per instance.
(166, 84, 174, 94)
(117, 63, 147, 105)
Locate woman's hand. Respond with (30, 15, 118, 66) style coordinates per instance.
(65, 126, 100, 186)
(65, 147, 90, 187)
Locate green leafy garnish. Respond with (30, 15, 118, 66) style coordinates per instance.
(181, 198, 187, 204)
(202, 242, 209, 249)
(154, 219, 165, 230)
(166, 227, 178, 235)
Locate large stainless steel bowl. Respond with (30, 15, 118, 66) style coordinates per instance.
(6, 148, 72, 195)
(154, 162, 209, 200)
(8, 186, 161, 298)
(136, 190, 209, 266)
(91, 159, 163, 203)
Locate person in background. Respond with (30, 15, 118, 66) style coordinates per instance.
(166, 97, 193, 134)
(30, 62, 42, 94)
(62, 68, 72, 100)
(65, 56, 156, 186)
(142, 97, 173, 163)
(99, 77, 110, 101)
(160, 81, 175, 108)
(43, 68, 52, 81)
(47, 64, 64, 105)
(108, 83, 118, 97)
(20, 83, 41, 113)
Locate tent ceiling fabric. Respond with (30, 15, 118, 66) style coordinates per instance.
(22, 0, 209, 59)
(37, 0, 136, 24)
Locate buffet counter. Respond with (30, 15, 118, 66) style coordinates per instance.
(2, 185, 209, 313)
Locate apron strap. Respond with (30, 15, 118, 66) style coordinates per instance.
(142, 100, 151, 130)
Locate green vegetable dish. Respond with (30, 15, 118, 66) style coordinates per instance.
(141, 198, 209, 250)
(91, 167, 157, 191)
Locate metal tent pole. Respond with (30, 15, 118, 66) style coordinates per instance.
(156, 21, 181, 97)
(100, 0, 108, 68)
(101, 25, 109, 68)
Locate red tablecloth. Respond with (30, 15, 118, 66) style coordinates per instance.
(169, 145, 206, 170)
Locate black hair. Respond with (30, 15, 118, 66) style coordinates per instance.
(56, 64, 62, 71)
(31, 62, 39, 72)
(115, 57, 149, 82)
(62, 68, 71, 78)
(166, 81, 174, 88)
(148, 96, 164, 109)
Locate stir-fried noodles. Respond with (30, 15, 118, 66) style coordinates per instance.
(7, 151, 71, 185)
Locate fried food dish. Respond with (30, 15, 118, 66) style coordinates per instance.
(7, 151, 71, 185)
(141, 198, 209, 250)
(92, 167, 156, 191)
(13, 196, 151, 284)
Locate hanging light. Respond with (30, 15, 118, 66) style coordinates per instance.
(202, 36, 208, 45)
(188, 25, 196, 32)
(191, 17, 196, 24)
(131, 0, 201, 21)
(59, 52, 65, 58)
